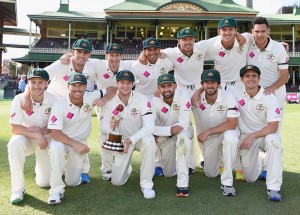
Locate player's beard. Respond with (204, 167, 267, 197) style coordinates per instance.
(162, 90, 175, 99)
(205, 88, 218, 96)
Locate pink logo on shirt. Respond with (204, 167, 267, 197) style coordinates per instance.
(185, 101, 191, 109)
(147, 102, 151, 108)
(103, 73, 110, 79)
(63, 75, 69, 81)
(161, 107, 168, 113)
(249, 52, 255, 58)
(285, 57, 289, 63)
(219, 51, 225, 57)
(51, 115, 57, 123)
(199, 104, 205, 110)
(26, 111, 33, 116)
(112, 108, 118, 116)
(177, 57, 183, 63)
(143, 71, 150, 77)
(239, 99, 245, 106)
(275, 107, 280, 115)
(66, 112, 74, 119)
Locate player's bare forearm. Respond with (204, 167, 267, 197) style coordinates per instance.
(204, 117, 238, 137)
(11, 124, 45, 140)
(251, 121, 279, 139)
(21, 87, 33, 111)
(264, 69, 289, 95)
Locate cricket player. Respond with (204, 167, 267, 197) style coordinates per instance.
(151, 73, 193, 197)
(22, 39, 97, 183)
(8, 68, 57, 204)
(100, 70, 157, 199)
(131, 38, 173, 99)
(193, 69, 240, 196)
(247, 16, 289, 130)
(234, 65, 282, 201)
(47, 73, 108, 204)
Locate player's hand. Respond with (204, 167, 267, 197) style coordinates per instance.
(171, 125, 183, 135)
(191, 88, 202, 106)
(36, 134, 48, 149)
(154, 135, 159, 143)
(73, 142, 90, 155)
(21, 88, 33, 112)
(138, 51, 148, 65)
(197, 130, 209, 143)
(240, 134, 255, 149)
(154, 89, 160, 98)
(93, 98, 107, 107)
(122, 139, 132, 153)
(27, 126, 42, 132)
(60, 54, 71, 65)
(159, 52, 167, 59)
(264, 86, 276, 95)
(110, 118, 120, 131)
(281, 42, 289, 52)
(235, 32, 246, 46)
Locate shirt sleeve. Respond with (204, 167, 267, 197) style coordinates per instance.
(44, 60, 66, 79)
(276, 43, 289, 69)
(130, 98, 154, 144)
(226, 92, 240, 118)
(266, 95, 281, 122)
(9, 95, 24, 125)
(242, 32, 255, 44)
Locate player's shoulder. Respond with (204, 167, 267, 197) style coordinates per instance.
(44, 91, 58, 104)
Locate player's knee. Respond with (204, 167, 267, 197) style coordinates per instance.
(265, 133, 281, 147)
(7, 135, 27, 153)
(243, 170, 257, 183)
(141, 135, 157, 151)
(36, 180, 50, 188)
(49, 140, 65, 154)
(111, 177, 126, 186)
(204, 169, 219, 178)
(223, 130, 239, 144)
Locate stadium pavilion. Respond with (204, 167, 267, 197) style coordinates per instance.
(10, 0, 300, 87)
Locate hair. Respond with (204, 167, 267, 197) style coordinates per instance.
(253, 16, 269, 28)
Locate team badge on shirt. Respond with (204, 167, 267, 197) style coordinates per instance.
(83, 104, 92, 112)
(256, 104, 265, 112)
(45, 108, 51, 115)
(266, 54, 275, 61)
(131, 108, 139, 117)
(217, 105, 226, 112)
(196, 54, 203, 60)
(237, 45, 244, 53)
(160, 67, 167, 73)
(172, 104, 180, 110)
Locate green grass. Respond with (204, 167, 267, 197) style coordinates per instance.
(0, 100, 300, 215)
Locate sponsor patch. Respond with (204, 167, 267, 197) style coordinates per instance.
(51, 115, 57, 123)
(147, 102, 151, 108)
(185, 101, 191, 109)
(249, 52, 255, 58)
(199, 104, 205, 111)
(161, 107, 168, 113)
(26, 111, 34, 116)
(103, 73, 110, 79)
(177, 57, 183, 63)
(143, 71, 150, 77)
(219, 51, 225, 57)
(239, 99, 245, 106)
(63, 75, 69, 81)
(66, 112, 74, 119)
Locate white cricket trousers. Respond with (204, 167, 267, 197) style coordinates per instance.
(203, 129, 239, 186)
(156, 128, 193, 188)
(99, 134, 114, 174)
(7, 135, 51, 193)
(111, 135, 156, 189)
(49, 140, 87, 195)
(239, 133, 283, 191)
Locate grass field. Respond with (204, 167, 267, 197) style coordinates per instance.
(0, 100, 300, 215)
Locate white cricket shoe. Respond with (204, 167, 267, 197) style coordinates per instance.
(141, 188, 155, 199)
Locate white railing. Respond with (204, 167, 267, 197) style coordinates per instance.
(28, 48, 300, 59)
(288, 52, 300, 58)
(29, 48, 106, 55)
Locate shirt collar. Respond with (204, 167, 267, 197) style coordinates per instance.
(218, 36, 239, 51)
(242, 86, 264, 100)
(116, 90, 134, 105)
(201, 88, 222, 104)
(175, 44, 198, 57)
